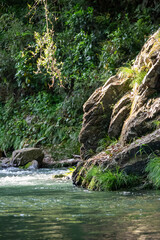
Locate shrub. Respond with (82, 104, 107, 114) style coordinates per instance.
(146, 156, 160, 188)
(0, 12, 34, 85)
(99, 13, 156, 81)
(119, 66, 148, 87)
(0, 92, 81, 159)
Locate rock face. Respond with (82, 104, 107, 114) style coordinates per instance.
(108, 93, 132, 138)
(80, 75, 132, 159)
(73, 129, 160, 188)
(11, 148, 44, 167)
(79, 28, 160, 160)
(73, 28, 160, 190)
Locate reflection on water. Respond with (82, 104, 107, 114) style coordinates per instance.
(0, 168, 160, 240)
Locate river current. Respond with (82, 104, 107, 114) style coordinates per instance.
(0, 167, 160, 240)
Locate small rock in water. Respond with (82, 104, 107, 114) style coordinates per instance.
(53, 174, 65, 178)
(26, 160, 39, 170)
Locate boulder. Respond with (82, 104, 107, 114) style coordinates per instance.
(79, 75, 132, 160)
(108, 94, 132, 138)
(120, 97, 160, 144)
(73, 29, 160, 190)
(79, 28, 160, 160)
(120, 30, 160, 144)
(72, 129, 160, 187)
(11, 148, 44, 167)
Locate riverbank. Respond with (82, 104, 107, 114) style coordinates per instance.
(72, 29, 160, 191)
(0, 147, 81, 170)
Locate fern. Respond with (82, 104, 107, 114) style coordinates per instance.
(131, 70, 147, 86)
(119, 66, 134, 79)
(146, 156, 160, 188)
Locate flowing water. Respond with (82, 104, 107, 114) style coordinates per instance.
(0, 167, 160, 240)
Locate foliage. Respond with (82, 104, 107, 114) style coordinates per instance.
(119, 66, 148, 87)
(131, 70, 148, 86)
(34, 30, 62, 87)
(15, 48, 43, 90)
(0, 0, 160, 161)
(86, 166, 140, 191)
(118, 66, 135, 79)
(153, 120, 160, 129)
(15, 0, 63, 90)
(96, 135, 117, 153)
(0, 12, 34, 85)
(145, 156, 160, 188)
(99, 13, 156, 81)
(0, 93, 81, 159)
(55, 4, 100, 93)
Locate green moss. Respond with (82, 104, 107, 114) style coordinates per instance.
(19, 162, 32, 169)
(53, 174, 65, 178)
(76, 175, 84, 185)
(155, 30, 160, 39)
(152, 120, 160, 128)
(88, 176, 97, 190)
(149, 41, 160, 58)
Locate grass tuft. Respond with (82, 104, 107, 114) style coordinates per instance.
(85, 166, 140, 191)
(146, 156, 160, 188)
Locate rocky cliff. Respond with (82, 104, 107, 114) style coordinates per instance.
(73, 29, 160, 190)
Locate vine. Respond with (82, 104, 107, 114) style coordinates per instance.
(27, 0, 63, 88)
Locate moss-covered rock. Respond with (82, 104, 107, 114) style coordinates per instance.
(79, 29, 160, 160)
(23, 160, 39, 170)
(11, 148, 44, 167)
(73, 128, 160, 189)
(53, 174, 65, 178)
(73, 29, 160, 191)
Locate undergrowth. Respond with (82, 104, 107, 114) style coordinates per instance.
(0, 92, 81, 159)
(119, 66, 148, 87)
(85, 166, 140, 191)
(96, 135, 117, 153)
(146, 156, 160, 188)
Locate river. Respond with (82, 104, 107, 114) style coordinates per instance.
(0, 167, 160, 240)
